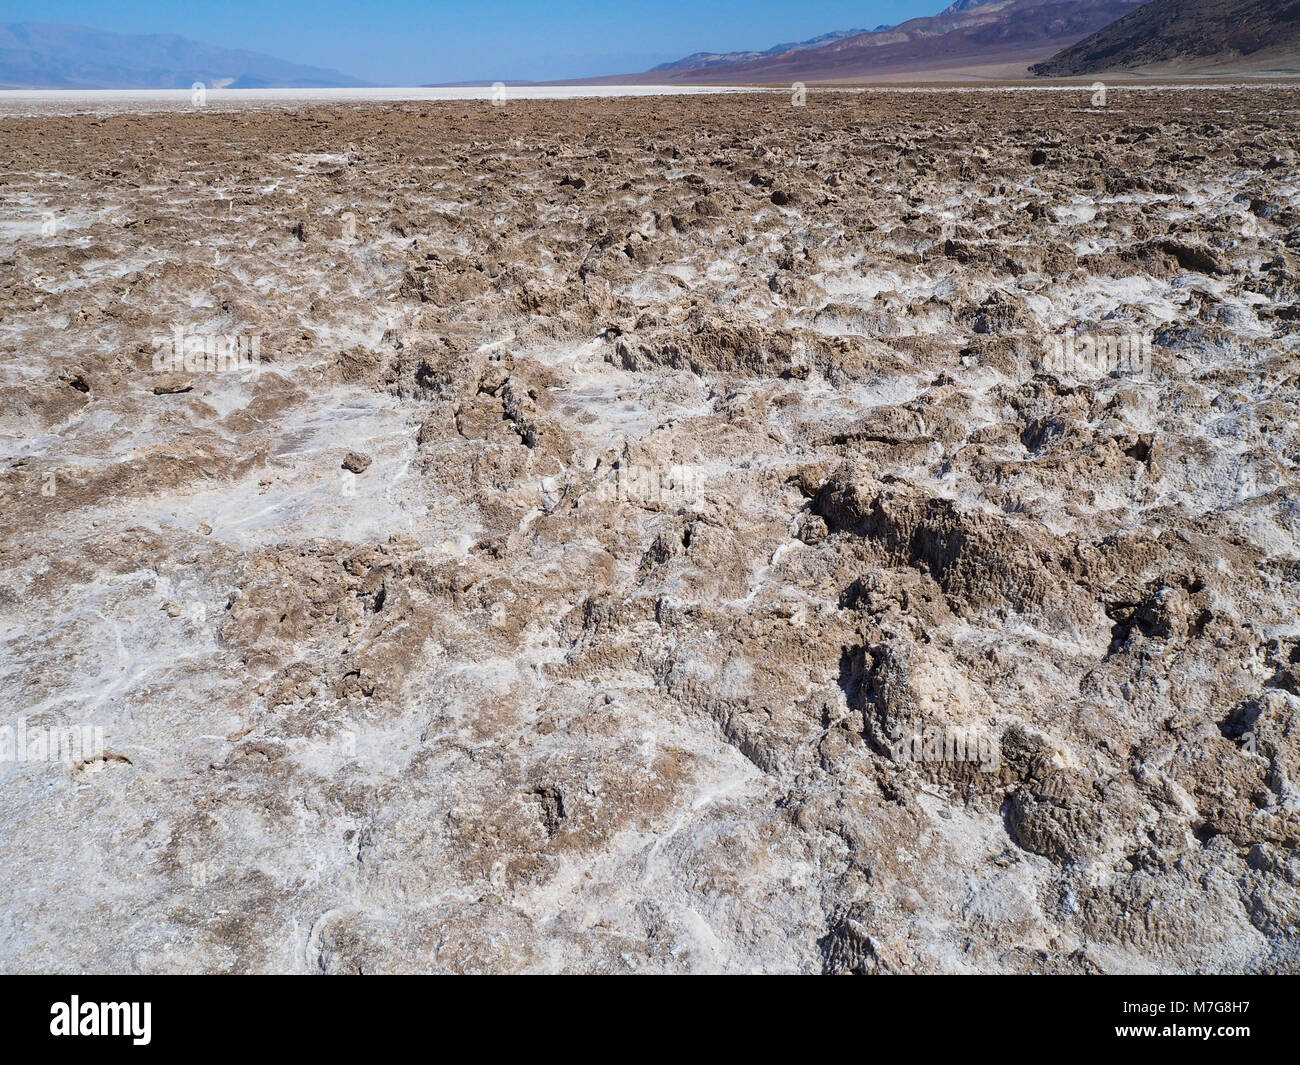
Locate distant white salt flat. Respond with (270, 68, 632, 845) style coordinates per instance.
(3, 80, 1296, 117)
(0, 84, 773, 116)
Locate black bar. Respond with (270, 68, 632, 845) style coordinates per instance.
(1, 974, 1290, 1052)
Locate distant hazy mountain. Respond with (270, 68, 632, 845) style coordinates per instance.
(0, 22, 369, 89)
(600, 0, 1146, 82)
(649, 28, 892, 73)
(1031, 0, 1300, 74)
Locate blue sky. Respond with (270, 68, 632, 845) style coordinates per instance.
(5, 1, 942, 83)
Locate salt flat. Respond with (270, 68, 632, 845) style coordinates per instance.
(1, 89, 1298, 973)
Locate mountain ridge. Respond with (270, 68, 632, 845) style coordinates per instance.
(592, 0, 1147, 83)
(1031, 0, 1300, 74)
(649, 28, 890, 73)
(0, 22, 369, 89)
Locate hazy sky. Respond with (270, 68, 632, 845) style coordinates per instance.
(5, 1, 943, 83)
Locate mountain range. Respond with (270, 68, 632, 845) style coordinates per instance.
(599, 0, 1148, 82)
(5, 2, 1300, 90)
(0, 22, 367, 89)
(649, 27, 892, 74)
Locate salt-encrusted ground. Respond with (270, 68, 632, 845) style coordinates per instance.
(1, 88, 1298, 973)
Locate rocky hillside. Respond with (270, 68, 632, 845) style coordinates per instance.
(1031, 0, 1300, 74)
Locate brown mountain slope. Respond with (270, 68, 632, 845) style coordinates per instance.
(592, 0, 1144, 83)
(1031, 0, 1300, 74)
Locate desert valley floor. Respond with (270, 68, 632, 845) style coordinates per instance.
(1, 87, 1299, 972)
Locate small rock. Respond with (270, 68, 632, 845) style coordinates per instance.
(1159, 240, 1228, 276)
(342, 452, 372, 474)
(151, 374, 193, 395)
(1029, 149, 1048, 166)
(797, 513, 828, 545)
(771, 189, 792, 206)
(1249, 198, 1280, 220)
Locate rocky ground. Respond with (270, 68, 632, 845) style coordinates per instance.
(1, 87, 1298, 973)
